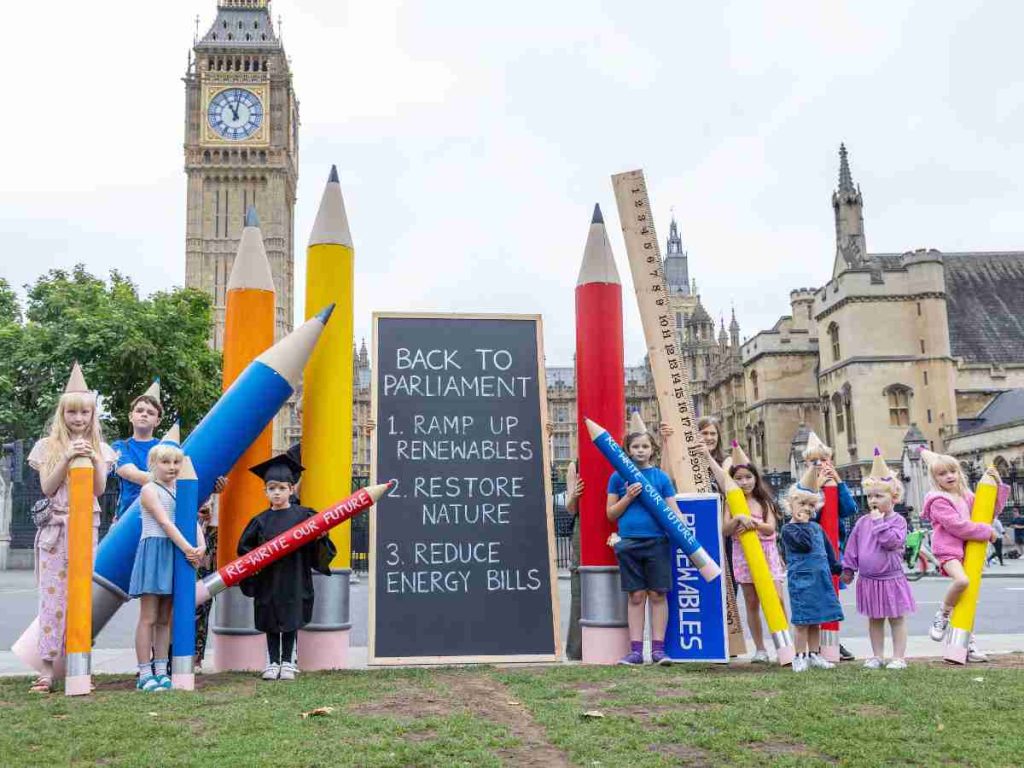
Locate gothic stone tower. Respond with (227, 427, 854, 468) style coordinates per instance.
(184, 0, 298, 349)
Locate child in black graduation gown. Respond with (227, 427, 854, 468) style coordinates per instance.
(237, 453, 335, 681)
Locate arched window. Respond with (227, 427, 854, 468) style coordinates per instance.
(750, 370, 759, 401)
(822, 395, 833, 447)
(832, 392, 844, 433)
(884, 384, 912, 427)
(828, 322, 840, 361)
(842, 383, 856, 449)
(994, 456, 1011, 477)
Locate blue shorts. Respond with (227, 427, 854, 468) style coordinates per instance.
(614, 536, 671, 593)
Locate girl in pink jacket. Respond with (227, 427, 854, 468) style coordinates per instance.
(919, 448, 1006, 662)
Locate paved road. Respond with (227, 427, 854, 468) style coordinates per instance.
(2, 566, 1023, 652)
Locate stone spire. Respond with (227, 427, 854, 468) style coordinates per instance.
(664, 214, 691, 296)
(718, 317, 729, 347)
(838, 143, 855, 193)
(358, 338, 369, 368)
(832, 143, 867, 278)
(729, 307, 740, 347)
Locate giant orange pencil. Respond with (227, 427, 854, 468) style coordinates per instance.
(213, 205, 276, 672)
(299, 165, 355, 670)
(64, 362, 94, 696)
(574, 204, 628, 665)
(945, 466, 1000, 664)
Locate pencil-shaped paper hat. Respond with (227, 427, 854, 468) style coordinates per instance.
(798, 463, 820, 493)
(803, 431, 833, 462)
(64, 361, 89, 394)
(159, 421, 181, 447)
(628, 410, 648, 436)
(141, 377, 161, 401)
(863, 447, 903, 501)
(869, 447, 891, 479)
(730, 440, 751, 467)
(917, 445, 943, 468)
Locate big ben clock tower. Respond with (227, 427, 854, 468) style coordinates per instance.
(184, 0, 298, 349)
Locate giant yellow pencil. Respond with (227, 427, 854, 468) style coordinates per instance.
(944, 468, 1000, 664)
(707, 455, 794, 665)
(64, 362, 94, 696)
(299, 165, 355, 670)
(214, 205, 276, 672)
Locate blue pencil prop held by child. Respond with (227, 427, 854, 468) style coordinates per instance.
(781, 478, 844, 673)
(129, 426, 206, 692)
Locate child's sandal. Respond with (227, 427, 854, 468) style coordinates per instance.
(29, 675, 53, 693)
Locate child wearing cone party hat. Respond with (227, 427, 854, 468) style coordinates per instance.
(26, 363, 117, 693)
(841, 448, 916, 669)
(919, 447, 1007, 662)
(719, 441, 785, 663)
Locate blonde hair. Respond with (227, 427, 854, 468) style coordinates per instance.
(862, 475, 904, 504)
(783, 482, 824, 516)
(41, 391, 104, 475)
(147, 443, 184, 470)
(925, 452, 969, 496)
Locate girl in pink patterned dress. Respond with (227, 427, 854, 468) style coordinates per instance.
(723, 442, 786, 663)
(26, 365, 115, 693)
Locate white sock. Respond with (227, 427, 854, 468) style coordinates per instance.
(138, 663, 152, 677)
(153, 658, 168, 676)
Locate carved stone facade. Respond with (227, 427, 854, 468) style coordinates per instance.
(184, 0, 298, 349)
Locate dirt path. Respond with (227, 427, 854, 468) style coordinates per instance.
(442, 671, 572, 768)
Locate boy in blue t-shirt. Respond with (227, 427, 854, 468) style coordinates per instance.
(606, 428, 678, 666)
(112, 388, 163, 522)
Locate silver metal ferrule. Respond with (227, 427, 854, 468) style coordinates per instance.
(820, 629, 840, 646)
(91, 577, 129, 638)
(579, 566, 628, 628)
(212, 587, 260, 636)
(770, 629, 794, 650)
(946, 626, 971, 650)
(303, 569, 351, 632)
(687, 546, 713, 570)
(203, 571, 226, 600)
(66, 652, 91, 677)
(171, 656, 194, 675)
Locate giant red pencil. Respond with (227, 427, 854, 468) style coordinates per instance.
(575, 203, 627, 664)
(196, 482, 392, 606)
(820, 483, 842, 662)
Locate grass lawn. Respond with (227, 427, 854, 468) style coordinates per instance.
(1, 655, 1022, 767)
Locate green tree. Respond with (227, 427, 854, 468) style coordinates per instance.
(0, 265, 222, 442)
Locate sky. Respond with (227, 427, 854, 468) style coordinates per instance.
(3, 0, 1024, 367)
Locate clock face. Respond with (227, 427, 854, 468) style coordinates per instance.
(207, 88, 264, 140)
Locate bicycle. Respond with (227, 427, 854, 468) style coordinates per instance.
(904, 528, 941, 581)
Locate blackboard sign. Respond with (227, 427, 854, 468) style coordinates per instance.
(369, 313, 559, 664)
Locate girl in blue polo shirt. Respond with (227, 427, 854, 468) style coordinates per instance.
(606, 427, 678, 665)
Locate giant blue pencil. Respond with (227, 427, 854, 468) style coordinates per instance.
(11, 306, 335, 673)
(171, 457, 199, 690)
(585, 418, 721, 582)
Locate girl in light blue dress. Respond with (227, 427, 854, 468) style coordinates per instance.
(129, 442, 205, 691)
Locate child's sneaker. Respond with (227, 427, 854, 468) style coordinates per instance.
(886, 658, 908, 670)
(792, 654, 808, 673)
(967, 636, 989, 663)
(279, 661, 297, 680)
(137, 674, 161, 692)
(617, 650, 644, 666)
(650, 649, 672, 666)
(156, 675, 172, 690)
(862, 657, 884, 670)
(808, 653, 835, 670)
(261, 663, 281, 680)
(929, 609, 949, 641)
(750, 650, 770, 664)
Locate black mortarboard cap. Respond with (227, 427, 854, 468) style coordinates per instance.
(249, 453, 305, 485)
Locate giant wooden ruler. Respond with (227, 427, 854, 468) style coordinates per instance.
(611, 169, 747, 655)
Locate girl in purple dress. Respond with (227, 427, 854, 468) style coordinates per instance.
(841, 449, 916, 669)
